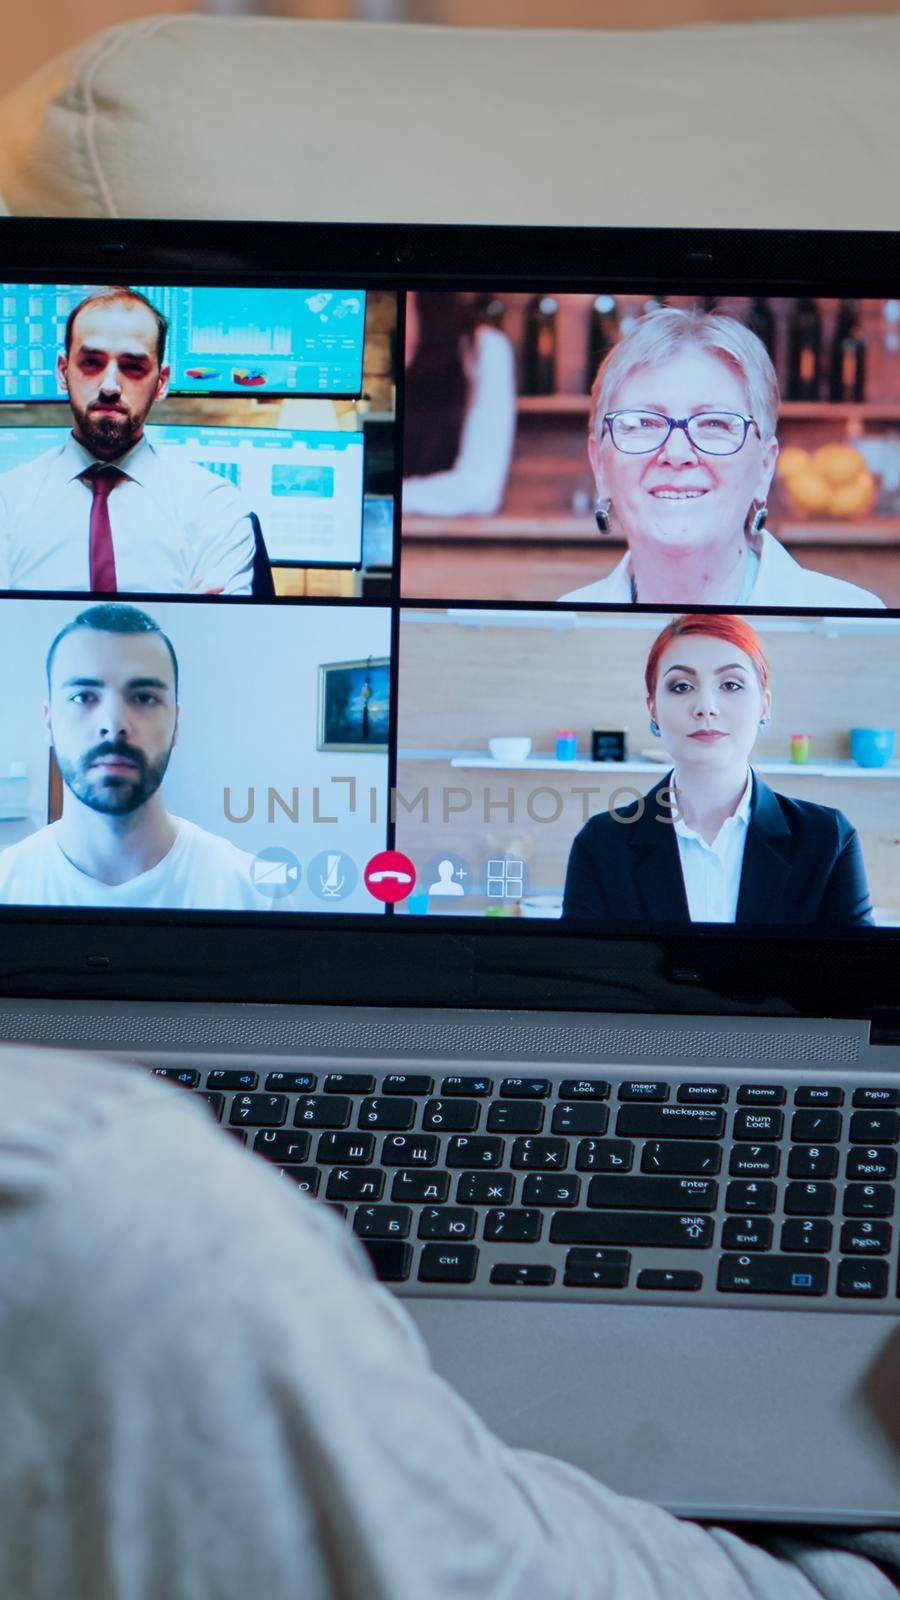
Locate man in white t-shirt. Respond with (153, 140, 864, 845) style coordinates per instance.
(0, 603, 267, 912)
(0, 288, 256, 594)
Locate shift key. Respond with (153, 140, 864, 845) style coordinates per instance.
(616, 1104, 725, 1139)
(551, 1212, 713, 1248)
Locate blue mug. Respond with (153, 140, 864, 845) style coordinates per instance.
(850, 727, 895, 768)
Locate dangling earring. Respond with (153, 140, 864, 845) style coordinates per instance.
(594, 497, 612, 535)
(758, 716, 769, 728)
(750, 503, 768, 536)
(649, 718, 661, 737)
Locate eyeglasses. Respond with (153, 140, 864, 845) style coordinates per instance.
(602, 410, 761, 456)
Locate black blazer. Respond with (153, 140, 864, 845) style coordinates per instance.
(562, 771, 874, 928)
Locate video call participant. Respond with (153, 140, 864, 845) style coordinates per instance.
(561, 309, 883, 608)
(563, 613, 874, 927)
(0, 604, 267, 911)
(0, 287, 256, 595)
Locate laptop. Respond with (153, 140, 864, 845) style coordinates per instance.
(0, 218, 898, 1527)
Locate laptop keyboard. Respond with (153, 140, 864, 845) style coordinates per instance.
(144, 1063, 899, 1309)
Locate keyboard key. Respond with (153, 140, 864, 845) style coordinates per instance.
(722, 1216, 773, 1251)
(392, 1170, 449, 1204)
(644, 1140, 721, 1175)
(151, 1066, 199, 1087)
(265, 1071, 317, 1093)
(781, 1218, 832, 1253)
(229, 1093, 287, 1128)
(382, 1074, 433, 1095)
(564, 1250, 629, 1288)
(637, 1269, 702, 1291)
(326, 1168, 384, 1201)
(618, 1081, 669, 1101)
(677, 1083, 728, 1104)
(278, 1166, 319, 1194)
(847, 1148, 897, 1181)
(511, 1137, 569, 1171)
(423, 1099, 480, 1132)
(718, 1256, 828, 1295)
(853, 1088, 900, 1108)
(361, 1239, 412, 1282)
(791, 1110, 842, 1143)
(844, 1184, 895, 1217)
(483, 1208, 542, 1243)
(550, 1102, 608, 1136)
(737, 1085, 786, 1105)
(734, 1109, 783, 1141)
(729, 1145, 779, 1177)
(381, 1134, 439, 1167)
(196, 1091, 224, 1121)
(446, 1136, 504, 1168)
(456, 1172, 515, 1205)
(725, 1180, 777, 1214)
(837, 1259, 888, 1298)
(441, 1076, 492, 1096)
(850, 1112, 900, 1145)
(587, 1176, 717, 1210)
(522, 1174, 580, 1207)
(576, 1139, 633, 1172)
(207, 1070, 257, 1091)
(784, 1181, 836, 1216)
(353, 1204, 411, 1238)
(358, 1097, 416, 1131)
(558, 1079, 610, 1100)
(418, 1207, 476, 1240)
(550, 1213, 713, 1248)
(315, 1132, 375, 1164)
(490, 1264, 555, 1286)
(841, 1220, 892, 1255)
(794, 1086, 844, 1106)
(616, 1105, 725, 1139)
(488, 1102, 545, 1134)
(253, 1130, 310, 1163)
(500, 1078, 551, 1099)
(787, 1146, 838, 1179)
(324, 1073, 375, 1095)
(294, 1096, 351, 1129)
(418, 1244, 478, 1282)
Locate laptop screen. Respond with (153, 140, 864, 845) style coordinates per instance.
(0, 261, 898, 945)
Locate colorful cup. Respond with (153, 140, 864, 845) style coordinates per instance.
(555, 730, 578, 761)
(790, 734, 811, 765)
(850, 728, 895, 768)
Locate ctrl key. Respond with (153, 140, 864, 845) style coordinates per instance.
(718, 1255, 828, 1296)
(419, 1244, 479, 1283)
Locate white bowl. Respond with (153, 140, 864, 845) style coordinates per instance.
(489, 736, 532, 764)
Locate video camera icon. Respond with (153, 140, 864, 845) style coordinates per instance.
(250, 847, 301, 900)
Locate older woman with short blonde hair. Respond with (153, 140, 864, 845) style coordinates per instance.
(561, 308, 883, 608)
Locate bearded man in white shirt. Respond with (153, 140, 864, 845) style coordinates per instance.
(0, 603, 266, 911)
(0, 287, 256, 594)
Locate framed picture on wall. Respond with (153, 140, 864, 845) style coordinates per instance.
(317, 656, 390, 753)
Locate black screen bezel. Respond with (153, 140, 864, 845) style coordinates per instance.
(1, 216, 898, 1025)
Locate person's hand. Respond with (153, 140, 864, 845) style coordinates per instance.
(862, 1326, 900, 1455)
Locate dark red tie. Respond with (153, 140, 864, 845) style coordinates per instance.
(83, 466, 123, 593)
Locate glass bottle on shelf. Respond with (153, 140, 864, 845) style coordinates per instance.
(585, 295, 618, 391)
(522, 294, 558, 395)
(787, 297, 822, 401)
(828, 300, 866, 402)
(745, 297, 776, 363)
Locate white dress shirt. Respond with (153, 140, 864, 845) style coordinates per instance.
(0, 432, 255, 594)
(560, 528, 885, 609)
(0, 815, 270, 911)
(673, 771, 753, 923)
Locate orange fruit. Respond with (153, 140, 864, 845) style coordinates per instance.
(776, 445, 810, 479)
(786, 468, 832, 515)
(813, 441, 865, 487)
(829, 471, 878, 518)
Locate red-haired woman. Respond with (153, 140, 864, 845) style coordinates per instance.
(563, 614, 873, 926)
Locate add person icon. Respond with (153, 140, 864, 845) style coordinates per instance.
(428, 859, 465, 897)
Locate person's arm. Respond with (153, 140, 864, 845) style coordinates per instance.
(402, 327, 516, 518)
(0, 1045, 888, 1600)
(189, 478, 256, 596)
(818, 814, 875, 927)
(562, 824, 610, 921)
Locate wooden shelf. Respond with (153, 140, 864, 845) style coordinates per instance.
(403, 514, 900, 546)
(517, 397, 900, 421)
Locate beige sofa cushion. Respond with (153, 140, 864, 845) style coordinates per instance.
(0, 12, 897, 224)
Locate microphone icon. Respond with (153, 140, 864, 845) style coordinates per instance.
(320, 853, 345, 899)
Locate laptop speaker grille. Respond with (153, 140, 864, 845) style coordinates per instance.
(0, 1007, 860, 1064)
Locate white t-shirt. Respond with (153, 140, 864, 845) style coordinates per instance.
(0, 816, 270, 911)
(0, 432, 255, 594)
(401, 326, 516, 517)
